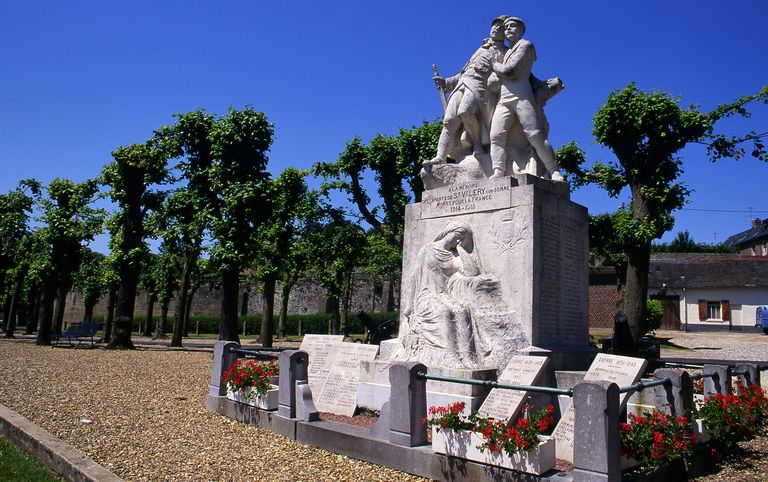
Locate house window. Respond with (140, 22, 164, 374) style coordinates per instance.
(707, 302, 721, 320)
(698, 299, 732, 322)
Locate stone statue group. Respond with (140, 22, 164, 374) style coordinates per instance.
(426, 15, 564, 182)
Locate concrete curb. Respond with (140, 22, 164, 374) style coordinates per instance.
(0, 403, 122, 482)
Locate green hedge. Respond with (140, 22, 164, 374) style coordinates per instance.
(96, 311, 399, 336)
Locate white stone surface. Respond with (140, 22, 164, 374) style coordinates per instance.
(299, 334, 343, 394)
(226, 385, 279, 410)
(314, 342, 379, 416)
(552, 354, 647, 462)
(431, 428, 555, 475)
(393, 178, 588, 372)
(477, 355, 548, 422)
(425, 16, 565, 185)
(357, 362, 496, 413)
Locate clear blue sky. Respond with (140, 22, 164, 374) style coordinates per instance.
(2, 1, 766, 252)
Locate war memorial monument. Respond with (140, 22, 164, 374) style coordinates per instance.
(205, 15, 749, 481)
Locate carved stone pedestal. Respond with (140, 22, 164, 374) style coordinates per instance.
(394, 175, 591, 373)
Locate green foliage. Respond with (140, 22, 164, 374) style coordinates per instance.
(101, 142, 169, 270)
(564, 83, 767, 337)
(255, 167, 319, 283)
(35, 178, 104, 287)
(652, 230, 739, 253)
(73, 248, 106, 310)
(0, 180, 40, 277)
(313, 120, 441, 274)
(645, 298, 663, 333)
(307, 214, 368, 301)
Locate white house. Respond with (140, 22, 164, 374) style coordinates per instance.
(648, 253, 768, 332)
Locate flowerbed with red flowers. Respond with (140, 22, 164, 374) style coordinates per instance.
(221, 359, 279, 400)
(619, 411, 696, 472)
(696, 383, 768, 447)
(425, 402, 556, 458)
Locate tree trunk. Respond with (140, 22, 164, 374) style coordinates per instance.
(36, 283, 56, 345)
(624, 243, 651, 340)
(185, 292, 195, 335)
(142, 292, 155, 337)
(219, 267, 240, 342)
(387, 278, 396, 313)
(83, 300, 95, 323)
(624, 186, 652, 340)
(328, 297, 340, 335)
(171, 257, 192, 348)
(156, 303, 168, 338)
(26, 286, 40, 334)
(5, 269, 25, 338)
(278, 279, 295, 339)
(340, 270, 353, 336)
(260, 277, 276, 348)
(102, 285, 117, 343)
(240, 288, 249, 316)
(109, 271, 138, 349)
(240, 287, 249, 336)
(53, 283, 68, 335)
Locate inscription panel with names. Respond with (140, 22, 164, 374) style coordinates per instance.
(478, 356, 549, 422)
(299, 334, 344, 393)
(420, 178, 511, 219)
(553, 354, 648, 462)
(314, 342, 380, 416)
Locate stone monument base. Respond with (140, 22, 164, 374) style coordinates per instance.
(357, 360, 496, 414)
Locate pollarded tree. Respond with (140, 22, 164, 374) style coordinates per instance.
(155, 107, 273, 343)
(0, 180, 40, 337)
(153, 111, 212, 346)
(151, 244, 181, 339)
(73, 248, 106, 324)
(34, 178, 103, 345)
(206, 107, 274, 342)
(101, 142, 169, 349)
(255, 168, 319, 347)
(559, 83, 768, 338)
(307, 212, 368, 335)
(313, 120, 440, 255)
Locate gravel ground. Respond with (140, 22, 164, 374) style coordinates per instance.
(657, 329, 768, 363)
(1, 332, 766, 481)
(0, 339, 423, 482)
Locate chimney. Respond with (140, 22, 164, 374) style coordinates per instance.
(753, 218, 762, 229)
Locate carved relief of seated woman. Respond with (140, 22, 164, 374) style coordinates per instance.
(396, 222, 502, 368)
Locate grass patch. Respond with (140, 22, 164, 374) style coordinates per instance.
(0, 435, 61, 481)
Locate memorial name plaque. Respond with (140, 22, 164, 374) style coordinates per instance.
(420, 178, 511, 219)
(299, 334, 344, 394)
(314, 343, 380, 416)
(478, 356, 548, 422)
(553, 354, 647, 462)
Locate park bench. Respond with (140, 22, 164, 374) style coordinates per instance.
(53, 322, 101, 347)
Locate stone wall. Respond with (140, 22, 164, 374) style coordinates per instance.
(62, 273, 398, 325)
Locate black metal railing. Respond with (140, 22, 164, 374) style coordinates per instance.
(231, 347, 284, 359)
(415, 371, 573, 397)
(618, 378, 670, 394)
(689, 371, 718, 381)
